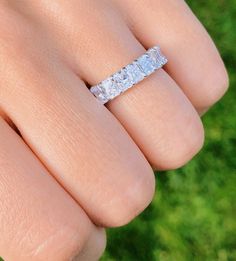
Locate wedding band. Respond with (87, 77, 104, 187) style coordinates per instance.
(90, 46, 168, 104)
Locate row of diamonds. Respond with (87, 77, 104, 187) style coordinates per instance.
(90, 46, 167, 104)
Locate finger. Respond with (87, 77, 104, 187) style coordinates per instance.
(33, 0, 205, 169)
(0, 118, 105, 261)
(114, 0, 229, 113)
(73, 229, 106, 261)
(107, 70, 204, 170)
(0, 5, 154, 228)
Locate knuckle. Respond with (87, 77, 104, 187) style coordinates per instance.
(73, 228, 107, 261)
(199, 61, 229, 110)
(26, 206, 93, 261)
(94, 165, 155, 228)
(208, 66, 229, 106)
(171, 131, 204, 169)
(31, 221, 92, 261)
(93, 229, 107, 260)
(153, 119, 205, 171)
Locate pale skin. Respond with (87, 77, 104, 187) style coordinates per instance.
(0, 0, 228, 260)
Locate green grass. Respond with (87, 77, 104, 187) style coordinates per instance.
(101, 1, 236, 260)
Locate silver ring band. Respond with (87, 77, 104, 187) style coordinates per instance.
(90, 46, 168, 104)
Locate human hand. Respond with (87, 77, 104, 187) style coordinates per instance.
(0, 0, 228, 260)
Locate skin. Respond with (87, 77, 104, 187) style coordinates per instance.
(0, 0, 228, 260)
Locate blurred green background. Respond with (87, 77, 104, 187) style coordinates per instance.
(101, 0, 236, 260)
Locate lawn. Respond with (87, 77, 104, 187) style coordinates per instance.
(101, 0, 236, 260)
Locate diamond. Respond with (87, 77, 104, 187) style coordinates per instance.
(113, 69, 132, 91)
(100, 78, 119, 99)
(160, 56, 168, 66)
(148, 47, 167, 68)
(126, 63, 144, 85)
(90, 45, 167, 104)
(137, 54, 155, 76)
(90, 85, 108, 104)
(148, 47, 160, 64)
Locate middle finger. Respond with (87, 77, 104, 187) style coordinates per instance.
(0, 4, 154, 228)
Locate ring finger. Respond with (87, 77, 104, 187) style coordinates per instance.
(30, 0, 205, 169)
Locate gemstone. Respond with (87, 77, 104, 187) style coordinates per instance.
(90, 85, 107, 104)
(100, 78, 119, 99)
(113, 69, 132, 91)
(148, 47, 167, 68)
(126, 63, 144, 85)
(90, 46, 167, 104)
(137, 54, 155, 75)
(161, 56, 168, 65)
(148, 47, 160, 64)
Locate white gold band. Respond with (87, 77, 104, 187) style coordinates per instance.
(90, 46, 168, 104)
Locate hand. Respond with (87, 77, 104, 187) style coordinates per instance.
(0, 0, 228, 260)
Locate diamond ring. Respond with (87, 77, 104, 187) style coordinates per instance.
(90, 46, 168, 104)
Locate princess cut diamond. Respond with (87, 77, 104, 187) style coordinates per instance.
(148, 46, 168, 68)
(113, 69, 132, 91)
(90, 85, 108, 104)
(90, 45, 167, 104)
(100, 78, 119, 99)
(137, 54, 155, 76)
(126, 63, 145, 85)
